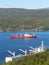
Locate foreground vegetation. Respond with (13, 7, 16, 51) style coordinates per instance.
(1, 49, 49, 65)
(0, 8, 49, 31)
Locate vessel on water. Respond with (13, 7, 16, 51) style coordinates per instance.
(5, 41, 45, 63)
(10, 33, 36, 39)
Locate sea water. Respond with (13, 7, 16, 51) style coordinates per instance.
(0, 31, 49, 63)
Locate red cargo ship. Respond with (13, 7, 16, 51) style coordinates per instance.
(10, 33, 36, 39)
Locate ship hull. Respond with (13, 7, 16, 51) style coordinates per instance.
(10, 36, 36, 39)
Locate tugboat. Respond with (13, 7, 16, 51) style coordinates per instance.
(10, 33, 36, 39)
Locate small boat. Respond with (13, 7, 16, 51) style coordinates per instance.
(10, 33, 36, 39)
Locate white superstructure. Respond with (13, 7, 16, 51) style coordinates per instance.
(5, 57, 12, 63)
(24, 33, 32, 36)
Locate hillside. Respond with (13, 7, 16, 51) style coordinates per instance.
(0, 8, 49, 18)
(1, 49, 49, 65)
(0, 8, 49, 31)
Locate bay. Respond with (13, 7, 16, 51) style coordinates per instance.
(0, 31, 49, 63)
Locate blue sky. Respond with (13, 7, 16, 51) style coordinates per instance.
(0, 0, 49, 9)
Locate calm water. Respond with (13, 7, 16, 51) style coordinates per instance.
(0, 31, 49, 63)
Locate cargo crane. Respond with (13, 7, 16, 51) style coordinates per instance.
(19, 49, 27, 56)
(29, 41, 45, 54)
(7, 50, 16, 56)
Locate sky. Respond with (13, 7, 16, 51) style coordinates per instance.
(0, 0, 49, 9)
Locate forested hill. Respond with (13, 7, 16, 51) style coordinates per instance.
(0, 8, 49, 31)
(0, 8, 49, 18)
